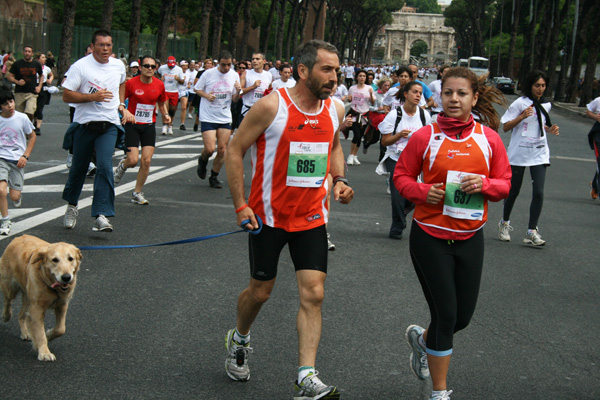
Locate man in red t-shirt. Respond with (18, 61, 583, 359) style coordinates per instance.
(114, 55, 169, 205)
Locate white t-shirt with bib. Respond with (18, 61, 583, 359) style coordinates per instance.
(194, 67, 240, 124)
(501, 96, 552, 166)
(242, 69, 272, 109)
(62, 54, 126, 125)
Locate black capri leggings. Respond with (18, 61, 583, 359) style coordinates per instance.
(409, 221, 484, 355)
(502, 165, 546, 229)
(346, 109, 365, 146)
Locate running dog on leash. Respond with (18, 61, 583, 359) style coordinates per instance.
(0, 234, 82, 361)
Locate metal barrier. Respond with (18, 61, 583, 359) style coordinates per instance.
(0, 17, 196, 63)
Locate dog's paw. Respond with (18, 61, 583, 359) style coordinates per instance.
(20, 332, 32, 341)
(37, 351, 56, 362)
(2, 309, 11, 322)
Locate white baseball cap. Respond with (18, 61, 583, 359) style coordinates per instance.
(130, 61, 139, 67)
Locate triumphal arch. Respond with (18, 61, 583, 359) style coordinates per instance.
(377, 11, 455, 65)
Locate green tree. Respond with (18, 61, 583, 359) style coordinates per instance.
(405, 0, 441, 14)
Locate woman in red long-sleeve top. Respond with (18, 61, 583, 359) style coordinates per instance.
(394, 67, 511, 400)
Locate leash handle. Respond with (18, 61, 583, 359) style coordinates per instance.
(241, 215, 263, 235)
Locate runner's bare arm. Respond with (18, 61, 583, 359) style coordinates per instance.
(225, 93, 279, 229)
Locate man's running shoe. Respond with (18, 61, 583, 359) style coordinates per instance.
(209, 176, 223, 189)
(590, 181, 598, 200)
(352, 155, 361, 165)
(197, 156, 208, 179)
(114, 158, 126, 184)
(66, 153, 73, 169)
(87, 162, 96, 177)
(225, 329, 252, 382)
(64, 205, 78, 229)
(327, 232, 335, 251)
(346, 154, 354, 166)
(180, 124, 186, 131)
(193, 123, 198, 132)
(168, 125, 174, 135)
(498, 220, 513, 242)
(13, 195, 22, 208)
(431, 390, 453, 400)
(293, 371, 340, 400)
(523, 228, 545, 246)
(0, 218, 12, 235)
(161, 125, 167, 135)
(92, 215, 113, 232)
(131, 191, 149, 205)
(405, 324, 430, 380)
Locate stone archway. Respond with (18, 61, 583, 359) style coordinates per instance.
(377, 12, 455, 65)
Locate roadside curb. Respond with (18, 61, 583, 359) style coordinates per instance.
(551, 101, 588, 119)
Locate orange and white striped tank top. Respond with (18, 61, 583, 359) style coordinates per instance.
(414, 122, 492, 234)
(248, 88, 339, 232)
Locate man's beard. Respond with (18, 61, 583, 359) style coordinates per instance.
(306, 74, 333, 100)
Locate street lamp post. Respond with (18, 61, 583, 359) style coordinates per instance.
(42, 0, 48, 53)
(497, 1, 503, 77)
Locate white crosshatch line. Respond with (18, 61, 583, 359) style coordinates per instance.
(1, 132, 206, 240)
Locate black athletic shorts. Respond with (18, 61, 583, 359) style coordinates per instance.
(124, 123, 156, 148)
(248, 224, 328, 281)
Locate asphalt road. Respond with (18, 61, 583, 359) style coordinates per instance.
(0, 89, 598, 399)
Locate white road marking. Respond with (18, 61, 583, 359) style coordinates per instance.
(0, 159, 199, 240)
(553, 156, 595, 163)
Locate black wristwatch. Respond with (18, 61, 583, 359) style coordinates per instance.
(333, 176, 348, 186)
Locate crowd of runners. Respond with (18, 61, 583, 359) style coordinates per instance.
(1, 30, 600, 400)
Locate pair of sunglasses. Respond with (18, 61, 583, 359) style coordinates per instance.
(142, 64, 157, 69)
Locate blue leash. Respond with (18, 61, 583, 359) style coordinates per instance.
(78, 216, 263, 251)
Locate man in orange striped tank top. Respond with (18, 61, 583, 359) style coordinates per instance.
(224, 40, 354, 400)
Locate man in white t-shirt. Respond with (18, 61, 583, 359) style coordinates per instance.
(270, 63, 296, 91)
(61, 29, 135, 233)
(157, 56, 184, 135)
(194, 50, 241, 189)
(269, 59, 282, 81)
(344, 64, 355, 89)
(239, 52, 272, 124)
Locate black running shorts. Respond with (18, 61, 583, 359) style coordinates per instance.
(248, 224, 328, 281)
(124, 123, 156, 148)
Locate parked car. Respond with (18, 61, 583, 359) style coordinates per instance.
(495, 77, 515, 94)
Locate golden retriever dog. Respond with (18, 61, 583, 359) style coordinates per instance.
(0, 235, 82, 361)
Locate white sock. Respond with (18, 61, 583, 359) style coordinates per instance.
(298, 366, 315, 383)
(233, 329, 249, 345)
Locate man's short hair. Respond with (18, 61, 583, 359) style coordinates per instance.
(140, 55, 156, 65)
(23, 45, 33, 52)
(292, 40, 339, 81)
(218, 50, 233, 62)
(252, 52, 265, 59)
(91, 29, 112, 45)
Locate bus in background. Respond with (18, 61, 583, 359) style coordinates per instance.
(467, 56, 489, 78)
(458, 58, 468, 67)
